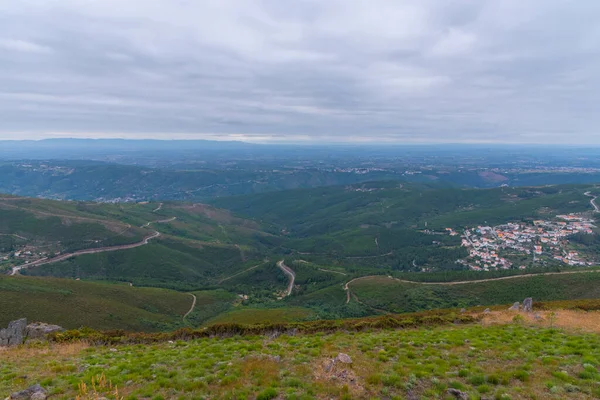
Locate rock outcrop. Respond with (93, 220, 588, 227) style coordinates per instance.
(7, 384, 47, 400)
(0, 318, 27, 347)
(523, 297, 533, 313)
(25, 322, 64, 340)
(508, 302, 520, 311)
(0, 319, 64, 347)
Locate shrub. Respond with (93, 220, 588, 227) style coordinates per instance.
(256, 388, 278, 400)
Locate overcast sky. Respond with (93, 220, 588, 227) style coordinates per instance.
(1, 1, 599, 143)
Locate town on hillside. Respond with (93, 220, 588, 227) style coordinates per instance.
(456, 214, 596, 271)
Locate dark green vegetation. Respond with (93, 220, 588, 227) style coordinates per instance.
(214, 182, 594, 270)
(3, 314, 600, 399)
(349, 272, 600, 314)
(0, 276, 192, 331)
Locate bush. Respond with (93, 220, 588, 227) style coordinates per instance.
(256, 388, 278, 400)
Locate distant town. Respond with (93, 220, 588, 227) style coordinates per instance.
(457, 214, 596, 271)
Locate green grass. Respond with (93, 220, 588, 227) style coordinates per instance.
(0, 276, 193, 331)
(3, 323, 600, 399)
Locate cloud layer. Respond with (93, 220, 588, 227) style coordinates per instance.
(1, 0, 599, 143)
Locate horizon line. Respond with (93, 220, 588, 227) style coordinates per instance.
(2, 137, 600, 147)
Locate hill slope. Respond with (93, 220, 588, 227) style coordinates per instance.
(0, 276, 193, 331)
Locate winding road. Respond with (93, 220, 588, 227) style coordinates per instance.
(9, 216, 177, 276)
(10, 230, 161, 275)
(277, 260, 296, 297)
(584, 191, 600, 212)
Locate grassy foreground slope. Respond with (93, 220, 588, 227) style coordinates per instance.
(3, 311, 600, 399)
(0, 276, 194, 331)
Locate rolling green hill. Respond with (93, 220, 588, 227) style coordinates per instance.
(0, 276, 193, 331)
(348, 272, 600, 314)
(0, 196, 273, 288)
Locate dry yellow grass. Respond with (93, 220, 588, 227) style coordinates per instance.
(0, 341, 88, 361)
(481, 309, 600, 333)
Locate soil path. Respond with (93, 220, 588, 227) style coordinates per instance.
(183, 293, 197, 323)
(218, 263, 262, 284)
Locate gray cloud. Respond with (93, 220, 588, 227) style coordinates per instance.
(0, 0, 599, 143)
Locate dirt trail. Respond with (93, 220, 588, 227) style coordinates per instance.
(218, 263, 262, 284)
(142, 216, 177, 228)
(345, 251, 393, 260)
(277, 260, 296, 297)
(318, 268, 348, 276)
(153, 203, 163, 212)
(0, 233, 28, 240)
(183, 293, 197, 323)
(345, 269, 600, 304)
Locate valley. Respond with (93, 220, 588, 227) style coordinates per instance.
(3, 182, 600, 329)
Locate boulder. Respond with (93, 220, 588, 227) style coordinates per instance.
(459, 308, 466, 313)
(447, 388, 469, 400)
(508, 302, 520, 311)
(523, 297, 533, 313)
(25, 322, 64, 341)
(8, 384, 47, 400)
(0, 318, 27, 347)
(336, 353, 352, 364)
(483, 308, 491, 314)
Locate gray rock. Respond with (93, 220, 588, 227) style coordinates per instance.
(483, 308, 491, 314)
(523, 297, 533, 313)
(447, 388, 469, 400)
(336, 353, 352, 364)
(8, 384, 47, 400)
(324, 359, 335, 372)
(25, 322, 64, 341)
(0, 318, 27, 347)
(508, 302, 520, 311)
(460, 308, 466, 313)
